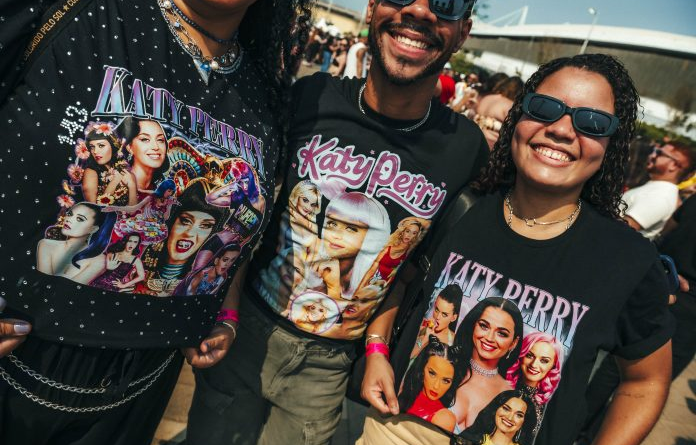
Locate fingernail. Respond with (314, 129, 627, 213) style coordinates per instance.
(14, 323, 31, 334)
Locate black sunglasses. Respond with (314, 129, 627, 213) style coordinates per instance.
(383, 0, 476, 21)
(522, 93, 619, 138)
(652, 147, 682, 167)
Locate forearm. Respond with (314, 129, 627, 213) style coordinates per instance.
(593, 344, 672, 445)
(220, 260, 248, 312)
(365, 278, 405, 342)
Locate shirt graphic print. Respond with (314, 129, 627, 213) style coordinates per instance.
(37, 67, 266, 298)
(400, 253, 586, 444)
(253, 134, 449, 339)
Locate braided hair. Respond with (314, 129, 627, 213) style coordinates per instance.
(472, 54, 640, 219)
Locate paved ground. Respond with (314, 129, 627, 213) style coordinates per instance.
(152, 356, 696, 445)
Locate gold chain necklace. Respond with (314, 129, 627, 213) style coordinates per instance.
(504, 191, 581, 230)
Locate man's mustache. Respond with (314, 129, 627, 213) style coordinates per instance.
(380, 21, 443, 49)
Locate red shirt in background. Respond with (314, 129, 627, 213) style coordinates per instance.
(438, 74, 455, 104)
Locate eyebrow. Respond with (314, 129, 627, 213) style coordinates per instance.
(479, 318, 511, 333)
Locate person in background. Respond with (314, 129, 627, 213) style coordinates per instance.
(343, 29, 370, 79)
(622, 142, 694, 240)
(435, 62, 456, 104)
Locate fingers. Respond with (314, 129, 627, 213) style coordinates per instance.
(678, 274, 689, 292)
(0, 319, 32, 337)
(363, 386, 391, 414)
(0, 299, 32, 356)
(382, 378, 400, 415)
(182, 332, 232, 368)
(0, 337, 27, 357)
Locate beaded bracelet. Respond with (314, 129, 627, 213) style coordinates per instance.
(365, 342, 389, 360)
(216, 308, 239, 323)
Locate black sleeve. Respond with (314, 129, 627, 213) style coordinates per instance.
(611, 257, 675, 360)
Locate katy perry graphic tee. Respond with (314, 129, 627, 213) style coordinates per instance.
(0, 1, 278, 348)
(249, 73, 489, 341)
(386, 192, 674, 445)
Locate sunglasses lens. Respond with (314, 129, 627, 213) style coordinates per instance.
(429, 0, 471, 18)
(574, 110, 613, 136)
(527, 95, 564, 122)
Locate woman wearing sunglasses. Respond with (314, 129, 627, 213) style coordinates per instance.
(359, 54, 673, 445)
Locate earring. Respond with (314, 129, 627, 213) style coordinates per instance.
(506, 349, 512, 360)
(514, 429, 521, 443)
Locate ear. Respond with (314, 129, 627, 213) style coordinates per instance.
(366, 0, 376, 24)
(454, 18, 473, 53)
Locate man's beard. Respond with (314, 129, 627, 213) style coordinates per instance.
(368, 20, 451, 86)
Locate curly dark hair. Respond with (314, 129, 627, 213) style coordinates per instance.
(239, 0, 314, 171)
(472, 54, 640, 219)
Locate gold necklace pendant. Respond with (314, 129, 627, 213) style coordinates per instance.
(505, 191, 581, 231)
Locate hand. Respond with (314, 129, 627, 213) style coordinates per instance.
(0, 297, 32, 358)
(678, 274, 689, 292)
(181, 324, 235, 369)
(361, 352, 399, 415)
(670, 274, 690, 305)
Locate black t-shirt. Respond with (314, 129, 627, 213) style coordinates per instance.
(248, 73, 489, 341)
(389, 191, 674, 445)
(659, 195, 696, 283)
(0, 0, 279, 348)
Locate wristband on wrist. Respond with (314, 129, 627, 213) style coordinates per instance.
(216, 309, 239, 323)
(365, 342, 389, 359)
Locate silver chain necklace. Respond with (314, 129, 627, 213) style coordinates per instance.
(159, 0, 242, 83)
(358, 83, 431, 132)
(505, 191, 581, 231)
(470, 359, 498, 378)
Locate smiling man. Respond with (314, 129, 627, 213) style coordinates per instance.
(186, 1, 488, 444)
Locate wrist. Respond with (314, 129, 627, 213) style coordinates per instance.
(365, 342, 389, 360)
(214, 320, 237, 340)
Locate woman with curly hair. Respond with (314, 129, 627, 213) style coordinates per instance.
(359, 54, 674, 445)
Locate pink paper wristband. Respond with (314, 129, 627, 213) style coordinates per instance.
(216, 309, 239, 323)
(365, 342, 390, 359)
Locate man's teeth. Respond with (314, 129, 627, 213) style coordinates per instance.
(534, 147, 571, 162)
(395, 35, 428, 49)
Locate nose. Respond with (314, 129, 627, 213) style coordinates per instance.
(400, 0, 438, 24)
(545, 114, 576, 142)
(485, 329, 495, 342)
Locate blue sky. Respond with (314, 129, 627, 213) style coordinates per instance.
(333, 0, 696, 37)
